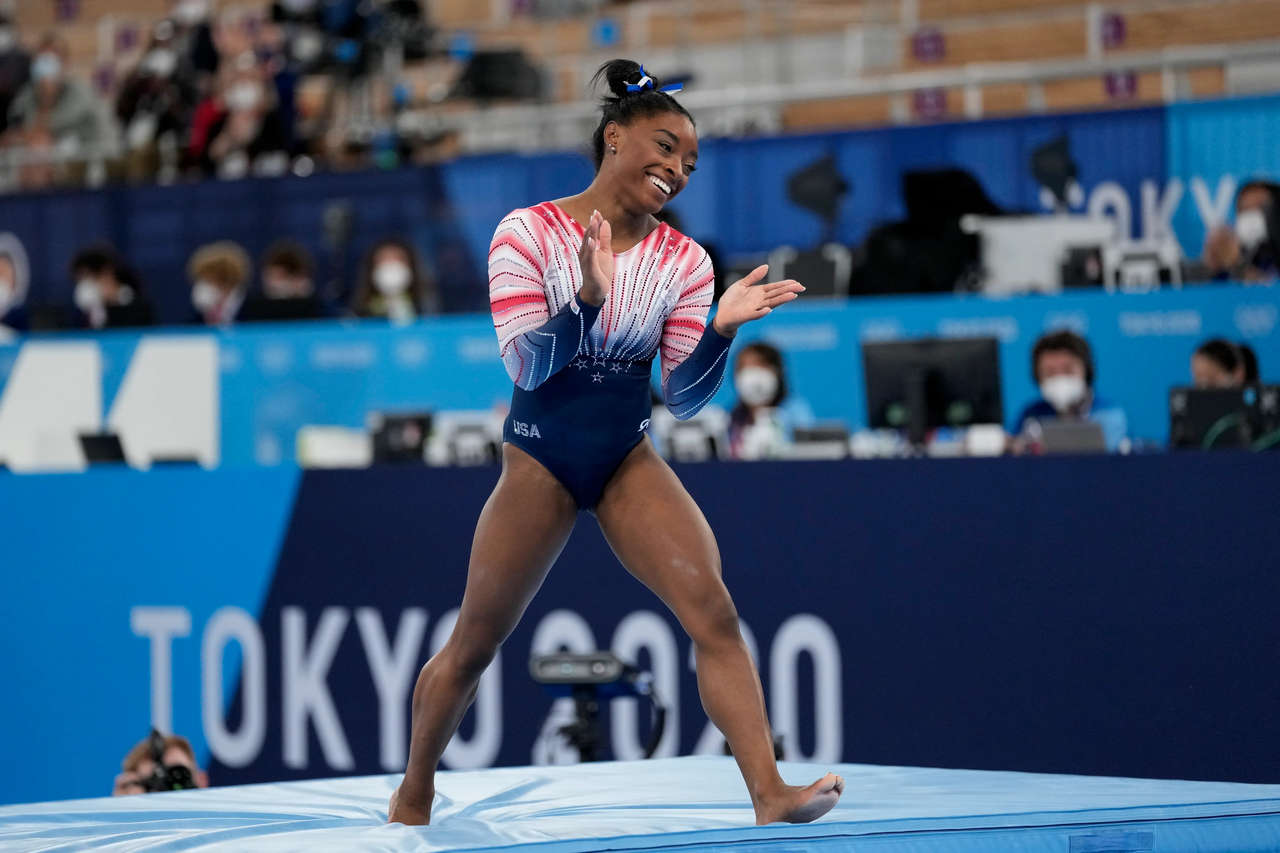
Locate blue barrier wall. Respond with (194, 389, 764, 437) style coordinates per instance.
(3, 282, 1275, 464)
(2, 95, 1277, 322)
(3, 453, 1278, 805)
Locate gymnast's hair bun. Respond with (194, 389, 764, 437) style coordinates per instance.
(595, 59, 658, 100)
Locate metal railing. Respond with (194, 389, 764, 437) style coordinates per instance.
(420, 36, 1280, 153)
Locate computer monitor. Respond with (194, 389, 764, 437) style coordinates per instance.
(862, 337, 1003, 445)
(1168, 385, 1272, 450)
(369, 412, 433, 464)
(79, 433, 127, 464)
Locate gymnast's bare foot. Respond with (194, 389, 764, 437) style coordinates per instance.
(387, 783, 432, 825)
(753, 773, 845, 825)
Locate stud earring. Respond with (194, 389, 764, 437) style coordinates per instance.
(609, 144, 617, 154)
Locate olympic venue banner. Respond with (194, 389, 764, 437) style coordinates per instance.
(0, 95, 1277, 324)
(1, 453, 1278, 806)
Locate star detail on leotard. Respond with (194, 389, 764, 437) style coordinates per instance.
(592, 356, 606, 367)
(574, 358, 589, 370)
(610, 362, 623, 373)
(591, 372, 604, 383)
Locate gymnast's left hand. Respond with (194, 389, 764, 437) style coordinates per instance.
(711, 264, 804, 337)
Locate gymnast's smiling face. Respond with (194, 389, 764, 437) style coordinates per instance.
(602, 113, 698, 215)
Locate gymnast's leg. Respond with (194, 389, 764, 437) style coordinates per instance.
(595, 440, 844, 825)
(388, 444, 578, 825)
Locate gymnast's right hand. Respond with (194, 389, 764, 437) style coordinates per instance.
(577, 209, 614, 306)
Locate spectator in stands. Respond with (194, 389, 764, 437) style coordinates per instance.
(1013, 330, 1128, 453)
(350, 237, 438, 322)
(70, 244, 155, 330)
(197, 53, 290, 179)
(238, 239, 329, 321)
(0, 4, 30, 137)
(188, 240, 251, 325)
(0, 247, 26, 339)
(1191, 338, 1250, 389)
(727, 342, 814, 460)
(6, 33, 115, 189)
(1202, 179, 1280, 284)
(171, 0, 220, 81)
(116, 21, 198, 183)
(112, 731, 208, 796)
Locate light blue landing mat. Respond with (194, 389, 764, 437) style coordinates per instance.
(2, 757, 1279, 851)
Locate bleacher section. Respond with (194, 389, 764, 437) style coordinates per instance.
(13, 0, 1276, 141)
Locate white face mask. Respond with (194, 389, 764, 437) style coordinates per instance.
(74, 278, 102, 312)
(291, 29, 324, 64)
(373, 261, 412, 296)
(0, 28, 16, 54)
(1235, 208, 1268, 251)
(225, 82, 262, 112)
(1040, 374, 1087, 413)
(142, 48, 178, 78)
(32, 53, 62, 82)
(191, 279, 222, 313)
(735, 366, 779, 407)
(173, 0, 208, 26)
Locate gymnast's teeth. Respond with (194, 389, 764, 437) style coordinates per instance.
(648, 175, 672, 195)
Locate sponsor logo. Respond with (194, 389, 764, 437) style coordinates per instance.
(1117, 310, 1202, 337)
(1235, 304, 1278, 338)
(937, 316, 1019, 342)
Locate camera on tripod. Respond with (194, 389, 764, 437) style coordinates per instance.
(529, 651, 667, 763)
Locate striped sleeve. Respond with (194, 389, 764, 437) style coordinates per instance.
(659, 242, 731, 420)
(489, 208, 600, 390)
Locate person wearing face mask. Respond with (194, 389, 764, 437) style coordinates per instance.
(187, 241, 251, 326)
(68, 245, 155, 330)
(200, 56, 290, 179)
(115, 23, 198, 182)
(1201, 179, 1280, 285)
(727, 341, 814, 460)
(1014, 329, 1128, 453)
(350, 238, 439, 323)
(6, 33, 114, 185)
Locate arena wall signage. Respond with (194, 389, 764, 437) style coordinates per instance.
(3, 458, 1278, 805)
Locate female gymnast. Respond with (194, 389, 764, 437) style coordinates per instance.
(389, 59, 844, 827)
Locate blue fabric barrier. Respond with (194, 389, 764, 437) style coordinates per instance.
(3, 453, 1278, 806)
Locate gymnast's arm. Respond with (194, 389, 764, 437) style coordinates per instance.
(660, 246, 729, 420)
(489, 211, 605, 391)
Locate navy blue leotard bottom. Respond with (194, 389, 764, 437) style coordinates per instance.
(503, 356, 653, 510)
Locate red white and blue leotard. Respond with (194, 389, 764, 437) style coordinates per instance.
(489, 201, 732, 508)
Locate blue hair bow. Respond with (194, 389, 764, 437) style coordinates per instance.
(626, 65, 684, 95)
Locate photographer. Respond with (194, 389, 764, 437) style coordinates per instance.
(112, 730, 208, 796)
